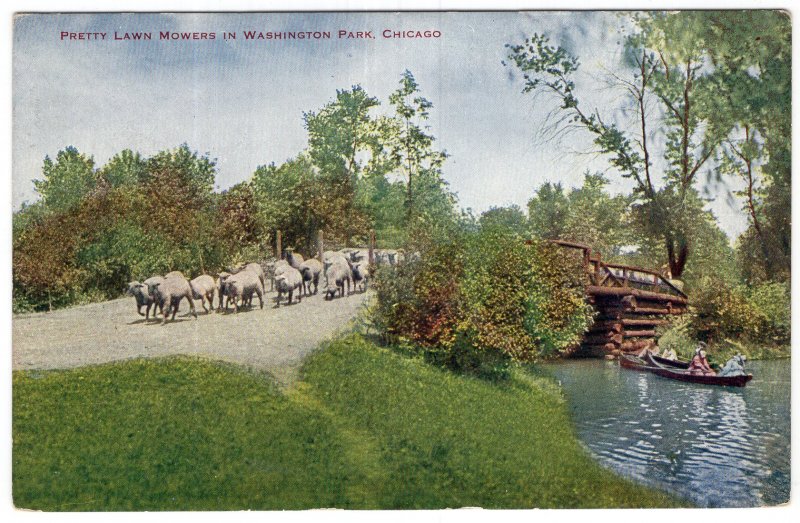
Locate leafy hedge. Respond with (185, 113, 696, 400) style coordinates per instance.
(370, 226, 593, 375)
(691, 277, 790, 345)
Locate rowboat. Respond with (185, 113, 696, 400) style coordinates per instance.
(618, 353, 753, 387)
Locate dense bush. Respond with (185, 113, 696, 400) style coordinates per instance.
(687, 277, 789, 346)
(745, 281, 791, 344)
(370, 225, 593, 375)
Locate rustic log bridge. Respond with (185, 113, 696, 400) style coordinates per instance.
(547, 239, 689, 357)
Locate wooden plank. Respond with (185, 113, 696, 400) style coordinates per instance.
(621, 318, 669, 327)
(581, 343, 618, 353)
(584, 334, 623, 345)
(589, 321, 623, 333)
(620, 340, 654, 351)
(632, 306, 686, 315)
(586, 285, 688, 305)
(598, 306, 686, 316)
(623, 329, 657, 338)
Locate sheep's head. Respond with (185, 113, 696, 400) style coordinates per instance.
(127, 282, 142, 295)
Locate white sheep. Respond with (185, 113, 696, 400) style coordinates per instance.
(150, 274, 197, 324)
(275, 266, 303, 307)
(216, 272, 232, 312)
(299, 258, 323, 295)
(285, 249, 305, 270)
(189, 274, 216, 314)
(127, 281, 157, 320)
(324, 260, 352, 300)
(143, 275, 166, 319)
(238, 262, 266, 294)
(224, 269, 264, 313)
(351, 261, 369, 293)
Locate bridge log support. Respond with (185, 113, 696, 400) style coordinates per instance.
(548, 240, 689, 358)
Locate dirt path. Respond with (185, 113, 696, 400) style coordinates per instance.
(13, 289, 372, 385)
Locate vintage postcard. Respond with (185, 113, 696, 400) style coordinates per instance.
(10, 8, 791, 511)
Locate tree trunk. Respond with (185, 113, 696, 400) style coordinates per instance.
(665, 233, 689, 279)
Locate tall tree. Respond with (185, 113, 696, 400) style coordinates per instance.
(696, 10, 791, 281)
(304, 86, 381, 182)
(528, 172, 636, 260)
(505, 17, 722, 278)
(303, 86, 382, 244)
(386, 70, 448, 218)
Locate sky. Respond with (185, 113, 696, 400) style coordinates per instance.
(12, 11, 749, 239)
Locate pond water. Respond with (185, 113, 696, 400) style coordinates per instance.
(544, 359, 790, 507)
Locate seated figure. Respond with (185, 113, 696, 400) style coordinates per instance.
(688, 343, 715, 376)
(719, 353, 747, 377)
(660, 347, 678, 361)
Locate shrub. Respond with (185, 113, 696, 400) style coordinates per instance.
(370, 225, 593, 375)
(745, 281, 790, 344)
(656, 315, 697, 360)
(370, 237, 464, 350)
(690, 276, 772, 343)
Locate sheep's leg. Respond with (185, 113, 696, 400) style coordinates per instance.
(287, 289, 293, 305)
(145, 303, 152, 321)
(246, 290, 254, 309)
(256, 288, 264, 309)
(162, 303, 170, 324)
(233, 295, 239, 314)
(187, 294, 197, 318)
(297, 285, 302, 303)
(137, 304, 145, 317)
(313, 274, 319, 294)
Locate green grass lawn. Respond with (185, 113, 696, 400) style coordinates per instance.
(13, 334, 685, 510)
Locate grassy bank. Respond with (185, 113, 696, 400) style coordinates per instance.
(13, 335, 685, 510)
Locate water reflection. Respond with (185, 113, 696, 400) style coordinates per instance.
(545, 359, 790, 507)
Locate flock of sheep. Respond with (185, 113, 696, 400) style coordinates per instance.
(126, 247, 408, 324)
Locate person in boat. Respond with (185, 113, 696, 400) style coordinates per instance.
(637, 341, 660, 359)
(688, 343, 715, 376)
(660, 347, 678, 361)
(719, 353, 747, 377)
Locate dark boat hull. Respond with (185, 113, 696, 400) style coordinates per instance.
(647, 364, 753, 387)
(619, 354, 753, 387)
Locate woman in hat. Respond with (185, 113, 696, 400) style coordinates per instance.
(687, 342, 715, 376)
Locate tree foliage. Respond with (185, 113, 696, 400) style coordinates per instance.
(505, 12, 790, 280)
(33, 146, 96, 214)
(528, 172, 635, 260)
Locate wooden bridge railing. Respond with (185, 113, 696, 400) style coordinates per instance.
(547, 240, 688, 300)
